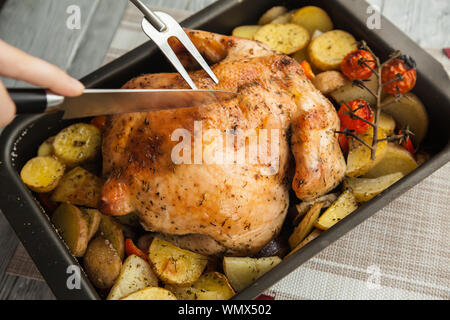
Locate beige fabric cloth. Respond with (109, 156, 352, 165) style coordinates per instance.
(7, 3, 450, 300)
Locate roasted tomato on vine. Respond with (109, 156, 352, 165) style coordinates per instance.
(338, 99, 374, 134)
(382, 55, 417, 95)
(341, 49, 376, 81)
(398, 129, 415, 155)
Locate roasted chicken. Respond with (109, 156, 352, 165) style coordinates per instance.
(100, 30, 346, 256)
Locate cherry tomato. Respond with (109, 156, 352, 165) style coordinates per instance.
(381, 56, 417, 95)
(300, 60, 315, 81)
(90, 116, 107, 132)
(398, 130, 415, 155)
(125, 238, 148, 260)
(341, 49, 376, 81)
(338, 99, 374, 134)
(338, 127, 349, 155)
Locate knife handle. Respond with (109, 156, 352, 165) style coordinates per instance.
(8, 88, 64, 114)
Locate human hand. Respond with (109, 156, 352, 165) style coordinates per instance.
(0, 40, 85, 127)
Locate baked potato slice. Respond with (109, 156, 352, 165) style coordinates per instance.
(37, 136, 55, 157)
(308, 30, 357, 71)
(148, 237, 208, 285)
(270, 10, 295, 24)
(121, 287, 177, 300)
(254, 23, 310, 54)
(53, 123, 101, 167)
(344, 172, 404, 203)
(81, 208, 102, 242)
(107, 254, 159, 300)
(312, 71, 347, 95)
(378, 112, 396, 134)
(231, 25, 261, 40)
(166, 272, 235, 300)
(293, 193, 338, 226)
(330, 74, 379, 106)
(20, 156, 65, 193)
(291, 6, 334, 35)
(314, 190, 358, 231)
(83, 236, 122, 289)
(289, 202, 324, 249)
(99, 215, 125, 260)
(223, 256, 282, 292)
(51, 166, 103, 208)
(52, 203, 89, 257)
(258, 6, 288, 25)
(286, 229, 322, 258)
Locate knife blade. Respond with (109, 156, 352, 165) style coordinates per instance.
(8, 88, 236, 119)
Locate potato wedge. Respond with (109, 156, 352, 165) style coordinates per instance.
(364, 143, 418, 179)
(381, 93, 429, 146)
(107, 254, 158, 300)
(223, 256, 282, 292)
(346, 128, 388, 178)
(81, 208, 102, 242)
(286, 229, 322, 258)
(99, 215, 125, 260)
(121, 287, 177, 300)
(293, 194, 338, 226)
(52, 203, 89, 257)
(291, 6, 334, 36)
(37, 136, 55, 157)
(166, 272, 235, 300)
(20, 156, 65, 193)
(258, 6, 288, 25)
(51, 166, 103, 208)
(149, 237, 208, 285)
(308, 30, 357, 71)
(312, 71, 347, 95)
(378, 112, 396, 134)
(344, 172, 404, 203)
(271, 10, 295, 24)
(53, 123, 101, 167)
(314, 190, 358, 231)
(83, 236, 122, 289)
(254, 23, 310, 54)
(289, 202, 324, 249)
(231, 25, 261, 40)
(330, 74, 379, 106)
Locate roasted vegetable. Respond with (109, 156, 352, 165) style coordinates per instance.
(51, 166, 103, 208)
(286, 229, 322, 258)
(341, 49, 376, 81)
(254, 236, 289, 258)
(107, 254, 158, 300)
(344, 172, 404, 203)
(312, 71, 347, 95)
(338, 99, 374, 134)
(258, 6, 288, 25)
(254, 23, 310, 55)
(378, 112, 396, 134)
(166, 272, 235, 300)
(231, 25, 261, 40)
(148, 237, 208, 285)
(99, 215, 125, 260)
(52, 203, 89, 257)
(381, 56, 417, 95)
(81, 208, 102, 242)
(293, 194, 338, 226)
(223, 256, 282, 292)
(20, 156, 65, 193)
(346, 128, 388, 178)
(291, 6, 333, 35)
(308, 30, 357, 71)
(83, 236, 122, 289)
(37, 136, 55, 157)
(271, 10, 295, 24)
(289, 202, 324, 249)
(53, 123, 101, 167)
(120, 287, 177, 300)
(330, 73, 379, 106)
(125, 238, 147, 260)
(314, 190, 358, 230)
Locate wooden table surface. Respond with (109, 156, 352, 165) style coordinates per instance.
(0, 0, 448, 300)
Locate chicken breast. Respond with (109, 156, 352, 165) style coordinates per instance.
(100, 30, 346, 256)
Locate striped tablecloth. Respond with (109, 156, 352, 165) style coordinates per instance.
(8, 3, 450, 300)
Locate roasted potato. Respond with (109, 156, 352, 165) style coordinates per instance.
(83, 236, 122, 289)
(258, 6, 288, 25)
(291, 6, 334, 36)
(81, 208, 102, 242)
(223, 256, 282, 292)
(53, 123, 101, 167)
(254, 23, 310, 54)
(293, 193, 338, 226)
(231, 25, 261, 40)
(20, 156, 65, 193)
(344, 172, 404, 203)
(166, 272, 235, 300)
(107, 254, 159, 300)
(137, 233, 155, 252)
(314, 190, 358, 231)
(330, 74, 379, 106)
(271, 10, 295, 24)
(378, 112, 396, 134)
(51, 166, 103, 208)
(37, 136, 55, 157)
(121, 287, 177, 300)
(346, 128, 388, 178)
(381, 93, 429, 146)
(52, 203, 89, 257)
(308, 30, 357, 71)
(312, 71, 347, 95)
(289, 202, 324, 249)
(148, 237, 208, 285)
(99, 215, 125, 260)
(286, 229, 322, 258)
(364, 143, 418, 179)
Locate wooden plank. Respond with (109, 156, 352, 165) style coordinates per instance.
(0, 273, 54, 300)
(0, 213, 19, 276)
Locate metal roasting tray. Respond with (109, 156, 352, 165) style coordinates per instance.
(0, 0, 449, 300)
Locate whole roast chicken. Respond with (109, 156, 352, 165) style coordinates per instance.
(100, 30, 346, 256)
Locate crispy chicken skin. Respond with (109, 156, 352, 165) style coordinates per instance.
(100, 30, 345, 256)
